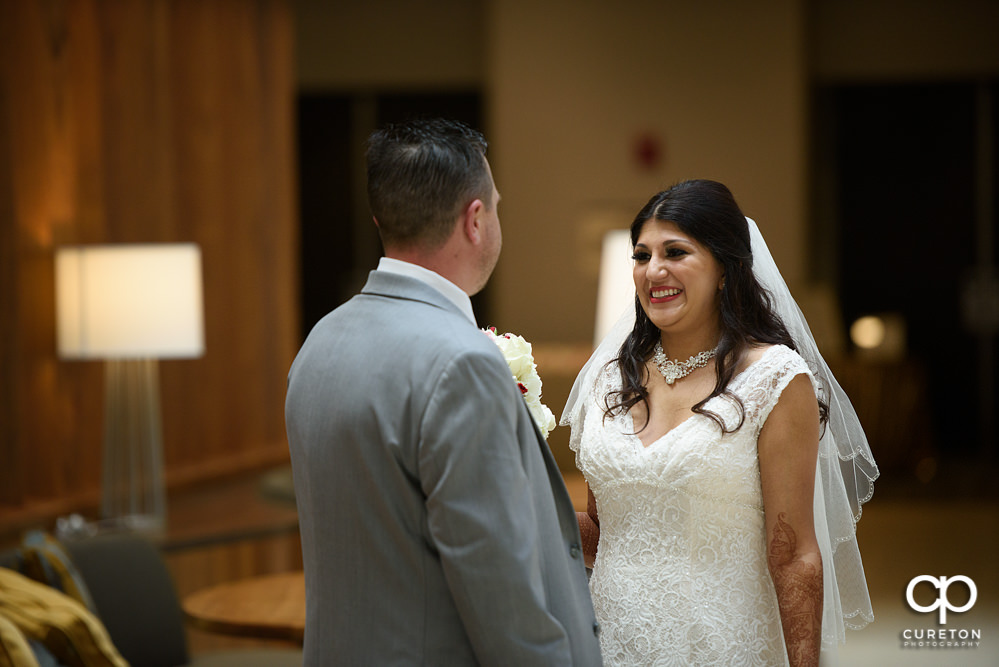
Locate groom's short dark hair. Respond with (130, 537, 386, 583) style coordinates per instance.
(366, 118, 491, 251)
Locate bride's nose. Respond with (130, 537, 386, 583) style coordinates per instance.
(647, 256, 670, 279)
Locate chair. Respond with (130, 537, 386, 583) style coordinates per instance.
(60, 533, 301, 667)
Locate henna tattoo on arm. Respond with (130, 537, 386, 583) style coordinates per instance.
(769, 513, 823, 667)
(577, 488, 600, 568)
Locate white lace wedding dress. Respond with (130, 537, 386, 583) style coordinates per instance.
(570, 345, 815, 667)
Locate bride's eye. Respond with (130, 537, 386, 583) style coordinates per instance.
(631, 252, 650, 262)
(665, 247, 688, 258)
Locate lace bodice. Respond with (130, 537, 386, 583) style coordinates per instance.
(570, 345, 815, 666)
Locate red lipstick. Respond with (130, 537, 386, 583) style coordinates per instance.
(649, 286, 682, 304)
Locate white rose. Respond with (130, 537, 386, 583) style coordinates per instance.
(525, 398, 557, 439)
(483, 328, 557, 439)
(493, 334, 534, 378)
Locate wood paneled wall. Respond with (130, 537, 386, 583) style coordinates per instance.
(0, 0, 298, 526)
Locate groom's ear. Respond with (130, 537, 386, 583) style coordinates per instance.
(462, 198, 486, 244)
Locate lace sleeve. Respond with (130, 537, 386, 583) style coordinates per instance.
(745, 346, 817, 435)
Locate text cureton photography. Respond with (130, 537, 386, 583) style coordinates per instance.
(901, 575, 983, 650)
(901, 628, 982, 649)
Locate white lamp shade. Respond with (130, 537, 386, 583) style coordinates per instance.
(56, 244, 205, 359)
(594, 229, 635, 346)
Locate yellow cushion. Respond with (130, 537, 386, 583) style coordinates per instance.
(20, 532, 96, 611)
(0, 614, 40, 667)
(0, 568, 127, 667)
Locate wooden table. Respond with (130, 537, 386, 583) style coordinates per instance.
(183, 571, 305, 643)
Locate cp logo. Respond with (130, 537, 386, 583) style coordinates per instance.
(906, 575, 977, 624)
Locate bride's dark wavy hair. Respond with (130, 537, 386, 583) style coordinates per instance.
(604, 179, 829, 433)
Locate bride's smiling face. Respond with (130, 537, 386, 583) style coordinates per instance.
(632, 218, 725, 336)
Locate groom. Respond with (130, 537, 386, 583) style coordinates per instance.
(285, 118, 602, 666)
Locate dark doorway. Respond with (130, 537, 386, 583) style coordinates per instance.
(296, 90, 485, 341)
(296, 94, 354, 342)
(815, 81, 999, 470)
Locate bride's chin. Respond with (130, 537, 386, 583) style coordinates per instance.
(642, 309, 678, 330)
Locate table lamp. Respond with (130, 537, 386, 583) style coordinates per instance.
(56, 244, 205, 533)
(594, 229, 635, 346)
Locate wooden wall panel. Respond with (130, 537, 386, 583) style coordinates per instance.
(0, 0, 298, 528)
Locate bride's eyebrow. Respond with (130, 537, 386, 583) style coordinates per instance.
(635, 235, 694, 250)
(663, 237, 698, 249)
(643, 238, 691, 248)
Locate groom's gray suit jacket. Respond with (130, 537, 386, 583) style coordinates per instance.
(285, 270, 602, 666)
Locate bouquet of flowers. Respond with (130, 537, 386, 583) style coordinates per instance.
(482, 327, 557, 439)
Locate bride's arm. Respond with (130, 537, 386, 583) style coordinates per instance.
(759, 374, 823, 667)
(576, 486, 599, 568)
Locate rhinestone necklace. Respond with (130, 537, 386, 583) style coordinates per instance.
(652, 341, 717, 385)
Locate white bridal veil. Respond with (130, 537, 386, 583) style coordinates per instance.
(561, 217, 879, 649)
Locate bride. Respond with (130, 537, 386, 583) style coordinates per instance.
(562, 180, 878, 666)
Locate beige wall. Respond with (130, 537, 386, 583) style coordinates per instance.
(488, 0, 808, 342)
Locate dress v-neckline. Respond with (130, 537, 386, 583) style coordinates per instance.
(626, 409, 700, 451)
(624, 345, 781, 451)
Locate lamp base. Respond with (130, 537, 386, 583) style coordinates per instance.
(102, 358, 167, 535)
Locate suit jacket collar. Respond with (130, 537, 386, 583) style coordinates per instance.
(361, 270, 475, 324)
